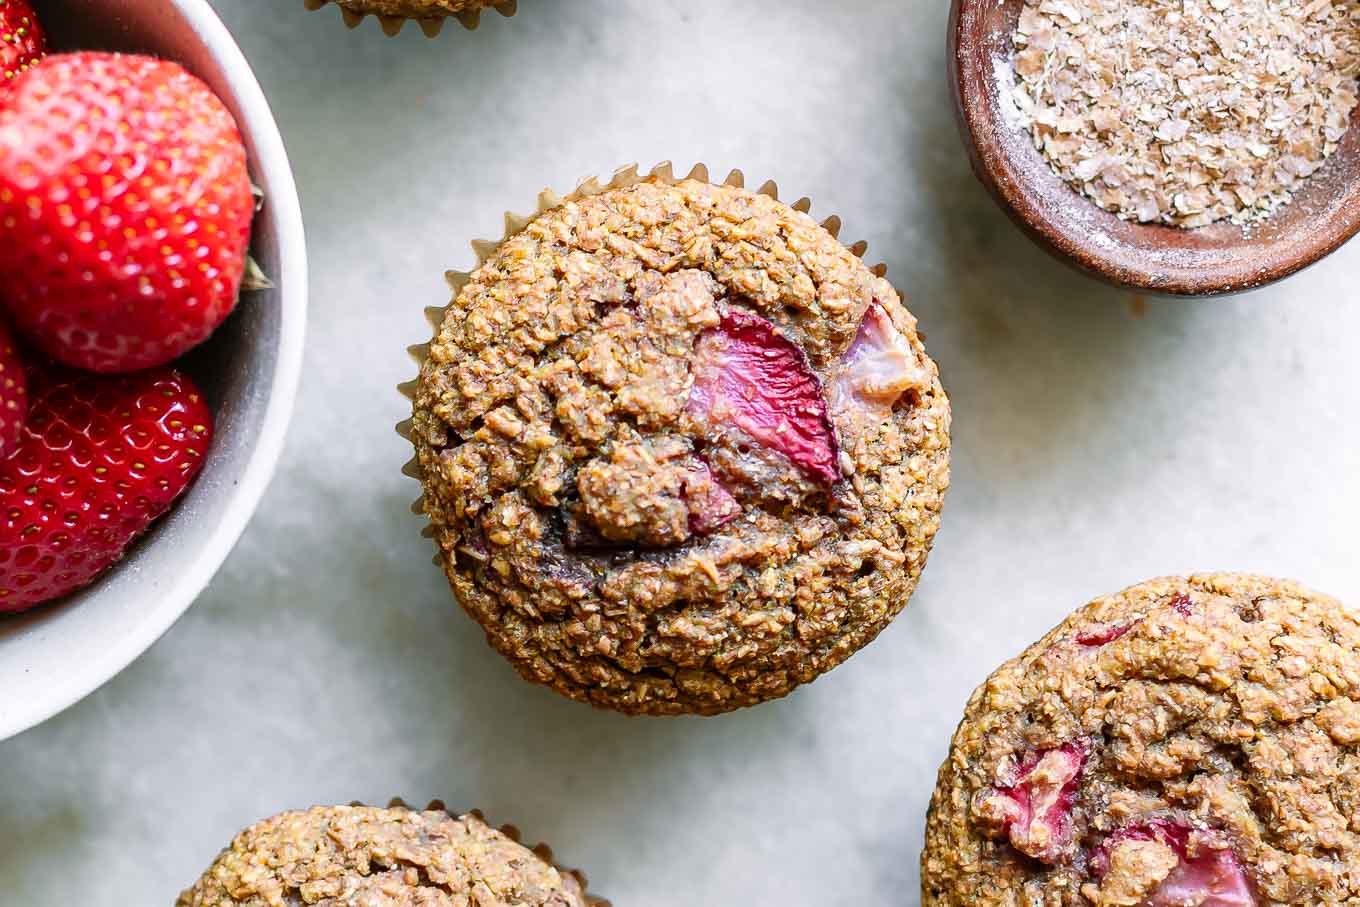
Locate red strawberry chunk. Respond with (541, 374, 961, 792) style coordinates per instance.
(1092, 819, 1255, 907)
(0, 365, 212, 612)
(829, 299, 930, 423)
(682, 460, 741, 534)
(1076, 594, 1195, 647)
(0, 53, 255, 373)
(0, 320, 26, 458)
(974, 739, 1090, 864)
(1076, 623, 1135, 647)
(0, 0, 45, 82)
(688, 309, 839, 484)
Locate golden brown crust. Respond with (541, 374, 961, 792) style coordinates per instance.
(176, 806, 588, 907)
(410, 177, 951, 715)
(922, 573, 1360, 906)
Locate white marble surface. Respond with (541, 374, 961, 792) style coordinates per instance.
(3, 0, 1359, 903)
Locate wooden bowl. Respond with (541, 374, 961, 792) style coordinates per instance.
(947, 0, 1360, 297)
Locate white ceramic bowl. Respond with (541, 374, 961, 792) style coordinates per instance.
(0, 0, 307, 740)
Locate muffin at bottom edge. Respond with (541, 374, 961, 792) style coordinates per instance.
(177, 803, 597, 907)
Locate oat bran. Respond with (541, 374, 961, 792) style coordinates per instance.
(1011, 0, 1360, 227)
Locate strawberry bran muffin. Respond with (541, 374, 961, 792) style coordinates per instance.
(407, 173, 951, 716)
(922, 573, 1360, 906)
(177, 804, 594, 907)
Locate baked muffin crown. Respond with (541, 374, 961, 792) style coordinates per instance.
(408, 173, 951, 715)
(177, 805, 589, 907)
(922, 573, 1360, 906)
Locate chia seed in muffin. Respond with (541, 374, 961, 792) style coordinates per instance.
(922, 573, 1360, 906)
(407, 172, 951, 716)
(177, 804, 592, 907)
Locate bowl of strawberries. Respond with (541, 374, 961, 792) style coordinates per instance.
(0, 0, 306, 739)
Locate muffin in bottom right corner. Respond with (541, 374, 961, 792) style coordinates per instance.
(922, 573, 1360, 906)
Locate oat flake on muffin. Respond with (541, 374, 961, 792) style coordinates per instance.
(922, 573, 1360, 906)
(407, 172, 951, 716)
(177, 805, 591, 907)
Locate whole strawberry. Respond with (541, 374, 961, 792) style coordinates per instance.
(0, 52, 255, 373)
(0, 318, 25, 457)
(0, 0, 45, 82)
(0, 365, 212, 612)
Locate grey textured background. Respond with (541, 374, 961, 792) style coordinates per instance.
(3, 0, 1359, 903)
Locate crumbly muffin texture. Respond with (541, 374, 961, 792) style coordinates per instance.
(337, 0, 502, 18)
(923, 573, 1360, 906)
(411, 177, 951, 715)
(177, 805, 587, 907)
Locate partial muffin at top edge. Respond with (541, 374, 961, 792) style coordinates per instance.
(334, 0, 505, 19)
(410, 176, 951, 716)
(922, 572, 1360, 906)
(177, 804, 590, 907)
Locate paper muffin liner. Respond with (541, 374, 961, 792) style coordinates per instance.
(396, 160, 889, 562)
(357, 798, 609, 906)
(303, 0, 517, 37)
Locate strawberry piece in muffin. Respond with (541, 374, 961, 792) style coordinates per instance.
(688, 308, 840, 485)
(972, 740, 1090, 864)
(1089, 819, 1254, 907)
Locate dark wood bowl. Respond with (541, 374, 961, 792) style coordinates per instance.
(948, 0, 1360, 297)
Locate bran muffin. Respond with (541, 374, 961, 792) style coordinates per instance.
(177, 804, 595, 907)
(308, 0, 514, 34)
(922, 573, 1360, 906)
(407, 171, 951, 716)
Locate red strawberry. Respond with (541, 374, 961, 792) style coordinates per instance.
(1074, 621, 1135, 647)
(972, 739, 1090, 865)
(0, 318, 26, 457)
(688, 308, 840, 484)
(1091, 819, 1254, 907)
(0, 52, 255, 373)
(828, 299, 930, 423)
(1074, 592, 1193, 647)
(0, 365, 212, 612)
(0, 0, 45, 83)
(682, 460, 740, 534)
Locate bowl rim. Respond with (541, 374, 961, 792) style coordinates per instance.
(0, 0, 307, 741)
(947, 0, 1360, 297)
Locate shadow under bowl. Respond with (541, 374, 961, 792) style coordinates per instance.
(0, 0, 307, 741)
(947, 0, 1360, 297)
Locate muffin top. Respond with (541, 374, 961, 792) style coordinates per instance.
(177, 805, 588, 907)
(410, 176, 950, 715)
(922, 573, 1360, 906)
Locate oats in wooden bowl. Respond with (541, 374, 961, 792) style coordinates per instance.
(949, 0, 1360, 295)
